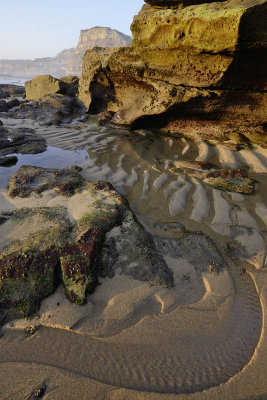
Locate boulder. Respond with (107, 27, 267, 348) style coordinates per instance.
(78, 0, 267, 145)
(25, 75, 80, 102)
(25, 75, 64, 101)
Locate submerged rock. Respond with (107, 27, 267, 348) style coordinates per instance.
(0, 166, 174, 324)
(0, 124, 46, 157)
(0, 155, 18, 167)
(78, 0, 267, 146)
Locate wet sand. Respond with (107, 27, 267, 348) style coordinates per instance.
(0, 116, 266, 399)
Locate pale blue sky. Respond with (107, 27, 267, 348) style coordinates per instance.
(0, 0, 143, 59)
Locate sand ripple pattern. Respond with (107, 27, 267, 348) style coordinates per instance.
(0, 118, 266, 393)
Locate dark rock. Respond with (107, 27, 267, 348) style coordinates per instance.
(0, 155, 18, 167)
(6, 98, 20, 110)
(0, 130, 46, 156)
(14, 127, 35, 134)
(60, 75, 79, 97)
(0, 84, 25, 99)
(28, 381, 47, 399)
(0, 100, 7, 112)
(38, 93, 77, 113)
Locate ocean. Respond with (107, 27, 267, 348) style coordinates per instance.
(0, 76, 27, 86)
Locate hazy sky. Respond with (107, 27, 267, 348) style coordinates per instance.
(0, 0, 144, 59)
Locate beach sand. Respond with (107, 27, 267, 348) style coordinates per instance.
(0, 116, 266, 399)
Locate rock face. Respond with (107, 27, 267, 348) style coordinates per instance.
(0, 166, 173, 325)
(79, 0, 267, 145)
(0, 27, 131, 78)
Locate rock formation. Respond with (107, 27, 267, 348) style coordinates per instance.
(79, 0, 267, 146)
(0, 27, 132, 78)
(0, 166, 173, 324)
(25, 75, 79, 101)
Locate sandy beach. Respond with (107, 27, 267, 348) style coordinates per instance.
(0, 114, 266, 399)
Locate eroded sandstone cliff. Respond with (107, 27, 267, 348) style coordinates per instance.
(79, 0, 267, 146)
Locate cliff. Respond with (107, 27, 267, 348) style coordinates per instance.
(79, 0, 267, 147)
(0, 27, 131, 79)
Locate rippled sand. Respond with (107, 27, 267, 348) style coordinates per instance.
(0, 117, 266, 399)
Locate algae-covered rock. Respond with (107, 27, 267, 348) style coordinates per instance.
(169, 160, 256, 194)
(204, 176, 255, 194)
(0, 206, 71, 324)
(0, 166, 173, 324)
(8, 165, 84, 198)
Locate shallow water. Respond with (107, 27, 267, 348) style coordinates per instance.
(0, 116, 266, 394)
(0, 146, 88, 189)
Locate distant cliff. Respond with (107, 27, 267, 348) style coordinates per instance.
(0, 27, 132, 79)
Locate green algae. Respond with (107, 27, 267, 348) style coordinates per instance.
(204, 176, 255, 194)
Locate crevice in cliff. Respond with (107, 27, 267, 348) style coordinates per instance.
(88, 69, 117, 114)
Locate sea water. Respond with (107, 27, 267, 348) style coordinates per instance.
(0, 76, 27, 86)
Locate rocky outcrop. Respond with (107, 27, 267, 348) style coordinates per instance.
(0, 27, 131, 79)
(79, 0, 267, 146)
(0, 166, 173, 324)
